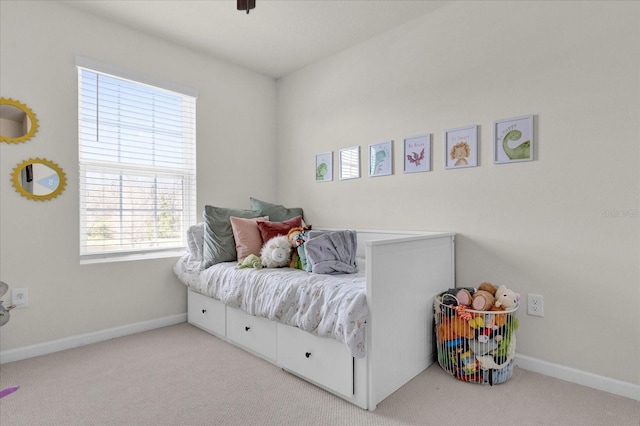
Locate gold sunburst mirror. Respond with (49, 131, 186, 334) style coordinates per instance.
(0, 97, 39, 144)
(11, 158, 67, 201)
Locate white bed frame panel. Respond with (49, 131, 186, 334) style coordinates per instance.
(186, 229, 455, 411)
(364, 231, 455, 408)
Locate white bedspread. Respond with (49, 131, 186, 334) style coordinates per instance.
(174, 256, 368, 358)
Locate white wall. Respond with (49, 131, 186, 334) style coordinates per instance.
(277, 1, 639, 385)
(0, 1, 277, 350)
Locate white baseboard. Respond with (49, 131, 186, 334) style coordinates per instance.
(0, 313, 187, 364)
(515, 354, 640, 401)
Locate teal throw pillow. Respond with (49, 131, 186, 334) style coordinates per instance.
(203, 205, 263, 266)
(249, 197, 304, 222)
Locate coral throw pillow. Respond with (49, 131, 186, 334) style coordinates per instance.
(230, 216, 269, 261)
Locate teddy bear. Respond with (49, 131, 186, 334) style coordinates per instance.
(494, 285, 520, 309)
(455, 288, 473, 306)
(477, 282, 497, 295)
(260, 235, 293, 268)
(471, 289, 495, 311)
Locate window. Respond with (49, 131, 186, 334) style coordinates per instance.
(77, 58, 196, 263)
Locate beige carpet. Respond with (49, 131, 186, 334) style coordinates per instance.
(1, 323, 638, 426)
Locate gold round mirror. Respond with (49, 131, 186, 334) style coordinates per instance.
(11, 158, 67, 201)
(0, 97, 39, 144)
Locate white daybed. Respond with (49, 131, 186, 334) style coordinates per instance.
(174, 227, 455, 411)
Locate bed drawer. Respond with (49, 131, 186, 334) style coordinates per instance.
(187, 289, 226, 336)
(227, 307, 277, 361)
(277, 324, 353, 398)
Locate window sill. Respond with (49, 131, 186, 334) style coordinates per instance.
(80, 248, 185, 265)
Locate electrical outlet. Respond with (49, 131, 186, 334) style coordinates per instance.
(12, 288, 28, 309)
(527, 293, 543, 317)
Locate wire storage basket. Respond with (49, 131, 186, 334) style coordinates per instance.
(434, 292, 518, 385)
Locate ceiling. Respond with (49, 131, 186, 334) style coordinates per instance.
(60, 0, 452, 79)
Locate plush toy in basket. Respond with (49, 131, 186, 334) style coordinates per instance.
(434, 282, 519, 386)
(494, 284, 520, 309)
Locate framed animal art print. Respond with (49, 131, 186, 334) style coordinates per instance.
(494, 115, 534, 164)
(403, 134, 431, 173)
(315, 151, 333, 182)
(368, 141, 393, 177)
(445, 125, 478, 169)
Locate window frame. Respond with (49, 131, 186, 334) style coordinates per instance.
(76, 57, 197, 264)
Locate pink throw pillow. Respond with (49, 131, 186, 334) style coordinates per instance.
(230, 216, 269, 260)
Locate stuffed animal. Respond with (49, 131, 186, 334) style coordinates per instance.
(455, 288, 473, 306)
(440, 287, 475, 306)
(471, 289, 495, 311)
(478, 282, 497, 295)
(260, 236, 293, 268)
(437, 316, 456, 343)
(287, 227, 305, 269)
(468, 338, 499, 356)
(236, 254, 262, 269)
(451, 315, 474, 339)
(494, 285, 520, 309)
(287, 227, 305, 245)
(476, 335, 517, 370)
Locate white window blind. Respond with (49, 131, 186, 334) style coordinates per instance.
(78, 63, 196, 263)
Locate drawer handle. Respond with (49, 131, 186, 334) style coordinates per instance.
(202, 309, 207, 314)
(305, 352, 311, 358)
(245, 326, 251, 331)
